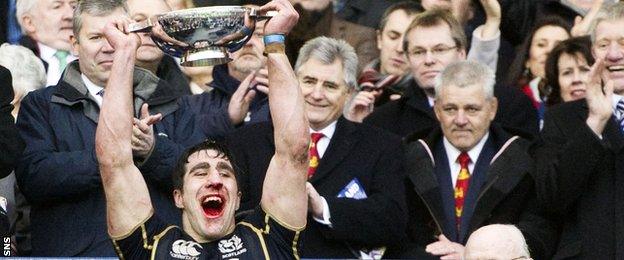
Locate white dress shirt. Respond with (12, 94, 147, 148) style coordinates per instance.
(309, 120, 338, 226)
(81, 74, 104, 107)
(611, 93, 624, 117)
(38, 43, 77, 87)
(443, 132, 489, 187)
(311, 121, 337, 159)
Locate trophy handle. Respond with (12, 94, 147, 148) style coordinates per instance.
(249, 9, 278, 21)
(226, 9, 277, 53)
(127, 19, 154, 33)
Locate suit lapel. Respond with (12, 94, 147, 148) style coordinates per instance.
(405, 139, 449, 235)
(309, 118, 358, 183)
(604, 116, 624, 153)
(468, 137, 529, 236)
(578, 100, 624, 152)
(405, 83, 435, 120)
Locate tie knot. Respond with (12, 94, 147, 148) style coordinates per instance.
(96, 89, 105, 97)
(54, 50, 69, 61)
(457, 152, 471, 168)
(311, 132, 324, 143)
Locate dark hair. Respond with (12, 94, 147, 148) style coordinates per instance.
(544, 36, 593, 106)
(378, 1, 424, 31)
(402, 8, 467, 53)
(506, 16, 571, 89)
(172, 140, 241, 191)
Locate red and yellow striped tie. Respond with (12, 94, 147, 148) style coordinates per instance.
(454, 152, 471, 230)
(307, 132, 325, 178)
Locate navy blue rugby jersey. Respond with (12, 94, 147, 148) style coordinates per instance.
(112, 207, 303, 260)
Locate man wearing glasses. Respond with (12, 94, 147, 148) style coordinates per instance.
(364, 9, 538, 139)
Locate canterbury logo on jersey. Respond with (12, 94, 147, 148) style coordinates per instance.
(170, 239, 203, 260)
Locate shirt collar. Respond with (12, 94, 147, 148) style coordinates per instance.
(612, 93, 624, 111)
(310, 120, 338, 140)
(37, 42, 57, 61)
(81, 73, 104, 96)
(443, 132, 490, 164)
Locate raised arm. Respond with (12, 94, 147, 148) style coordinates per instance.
(258, 0, 309, 229)
(95, 21, 153, 238)
(467, 0, 501, 72)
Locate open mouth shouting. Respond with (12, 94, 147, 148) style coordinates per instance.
(201, 195, 225, 219)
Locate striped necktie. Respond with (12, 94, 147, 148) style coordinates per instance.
(307, 132, 325, 178)
(454, 152, 471, 231)
(616, 99, 624, 133)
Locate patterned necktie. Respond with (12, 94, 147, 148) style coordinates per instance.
(454, 152, 471, 231)
(307, 132, 325, 178)
(616, 99, 624, 133)
(54, 50, 70, 73)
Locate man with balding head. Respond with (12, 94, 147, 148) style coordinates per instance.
(17, 0, 78, 86)
(464, 224, 532, 260)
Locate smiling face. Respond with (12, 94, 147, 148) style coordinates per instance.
(298, 57, 351, 131)
(71, 8, 128, 87)
(557, 52, 590, 102)
(526, 25, 570, 79)
(592, 18, 624, 94)
(434, 84, 497, 151)
(174, 149, 240, 243)
(21, 0, 77, 51)
(377, 9, 415, 76)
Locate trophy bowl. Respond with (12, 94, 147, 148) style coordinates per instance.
(128, 6, 273, 67)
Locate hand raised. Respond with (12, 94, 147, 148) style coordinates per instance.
(258, 0, 299, 35)
(585, 58, 614, 136)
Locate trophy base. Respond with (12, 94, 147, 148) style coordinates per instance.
(181, 47, 231, 67)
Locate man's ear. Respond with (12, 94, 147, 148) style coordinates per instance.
(70, 35, 80, 56)
(20, 14, 37, 35)
(489, 97, 498, 120)
(376, 29, 382, 50)
(173, 189, 184, 209)
(235, 191, 242, 211)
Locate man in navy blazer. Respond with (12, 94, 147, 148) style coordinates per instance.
(226, 36, 407, 259)
(390, 61, 554, 259)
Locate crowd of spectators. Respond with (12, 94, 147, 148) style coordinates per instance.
(1, 0, 624, 259)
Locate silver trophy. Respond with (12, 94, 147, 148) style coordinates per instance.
(128, 6, 275, 66)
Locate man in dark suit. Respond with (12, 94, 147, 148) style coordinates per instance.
(227, 36, 407, 259)
(534, 2, 624, 258)
(364, 9, 538, 138)
(393, 61, 550, 259)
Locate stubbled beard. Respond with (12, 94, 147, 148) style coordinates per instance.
(231, 58, 263, 75)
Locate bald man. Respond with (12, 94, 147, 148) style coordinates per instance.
(464, 224, 532, 260)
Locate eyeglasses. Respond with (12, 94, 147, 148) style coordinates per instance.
(407, 45, 458, 60)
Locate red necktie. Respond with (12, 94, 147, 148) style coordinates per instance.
(307, 133, 324, 178)
(454, 152, 471, 230)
